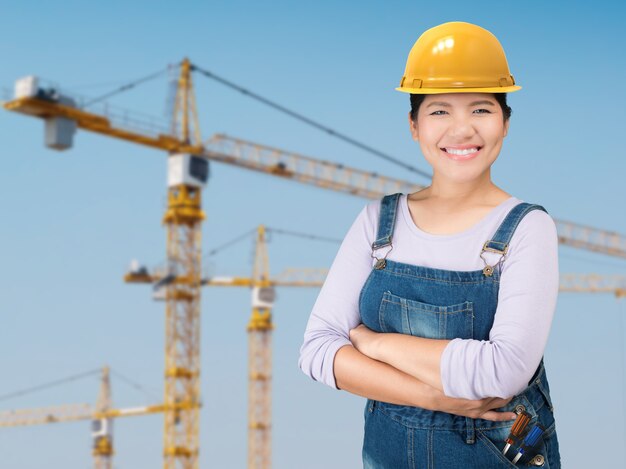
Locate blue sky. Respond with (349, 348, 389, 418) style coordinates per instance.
(1, 1, 625, 467)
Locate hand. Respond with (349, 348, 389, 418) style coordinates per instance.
(434, 392, 517, 422)
(349, 323, 380, 359)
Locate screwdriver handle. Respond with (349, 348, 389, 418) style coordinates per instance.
(505, 411, 531, 445)
(512, 423, 546, 463)
(521, 423, 545, 450)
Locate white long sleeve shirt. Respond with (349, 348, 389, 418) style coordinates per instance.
(298, 194, 559, 400)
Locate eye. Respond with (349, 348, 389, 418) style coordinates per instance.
(430, 110, 448, 116)
(473, 108, 492, 114)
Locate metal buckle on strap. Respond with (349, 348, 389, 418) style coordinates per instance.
(371, 241, 393, 270)
(480, 241, 508, 277)
(482, 241, 509, 255)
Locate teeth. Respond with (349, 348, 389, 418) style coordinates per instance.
(445, 147, 479, 155)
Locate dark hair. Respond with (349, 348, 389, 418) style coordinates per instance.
(409, 93, 512, 122)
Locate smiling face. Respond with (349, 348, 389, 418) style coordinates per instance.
(408, 93, 510, 186)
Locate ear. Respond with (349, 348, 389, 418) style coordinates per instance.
(503, 118, 510, 138)
(408, 111, 419, 141)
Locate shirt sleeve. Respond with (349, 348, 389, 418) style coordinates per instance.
(298, 202, 378, 389)
(439, 209, 560, 400)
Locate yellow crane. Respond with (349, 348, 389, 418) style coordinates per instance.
(205, 226, 328, 469)
(127, 224, 328, 468)
(3, 57, 626, 469)
(560, 274, 626, 298)
(0, 366, 164, 469)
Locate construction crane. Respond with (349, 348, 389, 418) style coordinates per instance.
(205, 226, 327, 469)
(127, 224, 328, 468)
(0, 366, 164, 469)
(93, 366, 114, 469)
(3, 57, 626, 469)
(560, 273, 626, 298)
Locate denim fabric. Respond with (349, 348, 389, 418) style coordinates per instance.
(359, 193, 561, 468)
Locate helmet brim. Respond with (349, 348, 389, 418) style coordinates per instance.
(395, 85, 522, 94)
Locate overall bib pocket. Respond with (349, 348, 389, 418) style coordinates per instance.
(378, 290, 474, 340)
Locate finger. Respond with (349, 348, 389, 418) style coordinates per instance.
(486, 398, 513, 409)
(492, 399, 512, 408)
(479, 411, 517, 422)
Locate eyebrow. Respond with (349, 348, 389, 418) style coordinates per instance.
(426, 100, 496, 108)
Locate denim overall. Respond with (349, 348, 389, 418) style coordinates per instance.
(359, 193, 561, 468)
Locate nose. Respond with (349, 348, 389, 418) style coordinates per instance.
(448, 115, 476, 139)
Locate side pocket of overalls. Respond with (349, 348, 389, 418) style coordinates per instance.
(476, 383, 559, 468)
(475, 394, 540, 467)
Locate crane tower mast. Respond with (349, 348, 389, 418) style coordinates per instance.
(162, 59, 206, 469)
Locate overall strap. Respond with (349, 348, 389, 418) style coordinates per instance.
(480, 202, 548, 276)
(372, 193, 402, 249)
(485, 202, 548, 253)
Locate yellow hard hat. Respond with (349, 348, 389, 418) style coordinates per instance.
(396, 21, 521, 94)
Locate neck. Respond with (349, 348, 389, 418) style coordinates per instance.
(426, 171, 500, 208)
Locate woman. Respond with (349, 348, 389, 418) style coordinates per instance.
(298, 22, 561, 468)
